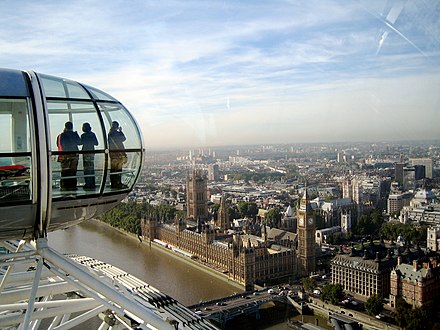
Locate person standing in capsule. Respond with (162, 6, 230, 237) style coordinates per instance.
(80, 122, 98, 190)
(108, 121, 127, 189)
(57, 121, 81, 191)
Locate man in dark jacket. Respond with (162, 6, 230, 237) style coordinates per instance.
(81, 122, 98, 189)
(108, 121, 127, 189)
(57, 121, 81, 190)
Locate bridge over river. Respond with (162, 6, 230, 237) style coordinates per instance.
(188, 285, 303, 328)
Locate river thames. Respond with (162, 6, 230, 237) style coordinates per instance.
(48, 219, 238, 306)
(48, 220, 330, 329)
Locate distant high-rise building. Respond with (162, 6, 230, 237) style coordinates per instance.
(403, 167, 416, 190)
(410, 158, 433, 179)
(186, 170, 208, 219)
(413, 165, 426, 181)
(387, 192, 411, 215)
(207, 164, 219, 181)
(395, 163, 405, 186)
(337, 152, 344, 163)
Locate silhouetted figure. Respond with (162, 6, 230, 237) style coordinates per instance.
(81, 122, 98, 190)
(108, 121, 127, 189)
(57, 121, 81, 190)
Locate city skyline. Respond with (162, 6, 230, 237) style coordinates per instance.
(2, 1, 440, 148)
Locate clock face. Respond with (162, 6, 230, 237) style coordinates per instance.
(307, 217, 314, 225)
(299, 217, 304, 226)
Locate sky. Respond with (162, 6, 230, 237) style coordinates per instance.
(1, 0, 440, 149)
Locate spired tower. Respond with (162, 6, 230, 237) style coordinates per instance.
(186, 170, 208, 220)
(216, 196, 230, 232)
(342, 179, 353, 200)
(297, 189, 316, 276)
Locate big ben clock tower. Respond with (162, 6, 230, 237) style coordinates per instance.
(297, 189, 316, 276)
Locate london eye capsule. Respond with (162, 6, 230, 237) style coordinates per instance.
(0, 68, 144, 240)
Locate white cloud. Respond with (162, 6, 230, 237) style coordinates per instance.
(1, 0, 439, 148)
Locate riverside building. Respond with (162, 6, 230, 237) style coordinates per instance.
(331, 242, 395, 300)
(141, 172, 317, 289)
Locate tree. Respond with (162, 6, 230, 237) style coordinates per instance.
(380, 222, 428, 243)
(394, 298, 437, 330)
(265, 207, 281, 226)
(354, 210, 384, 236)
(365, 294, 383, 316)
(354, 215, 370, 235)
(301, 277, 317, 292)
(175, 210, 186, 220)
(99, 202, 179, 235)
(321, 283, 344, 304)
(237, 201, 258, 219)
(227, 205, 240, 221)
(394, 297, 411, 328)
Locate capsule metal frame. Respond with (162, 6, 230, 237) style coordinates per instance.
(0, 68, 144, 240)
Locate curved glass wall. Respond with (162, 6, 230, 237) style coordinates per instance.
(39, 73, 143, 199)
(98, 103, 142, 193)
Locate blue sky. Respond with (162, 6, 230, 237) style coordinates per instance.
(1, 0, 440, 148)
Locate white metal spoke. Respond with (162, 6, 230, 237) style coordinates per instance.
(0, 240, 27, 295)
(20, 256, 44, 330)
(0, 238, 219, 330)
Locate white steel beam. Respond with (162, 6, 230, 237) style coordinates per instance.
(36, 238, 175, 330)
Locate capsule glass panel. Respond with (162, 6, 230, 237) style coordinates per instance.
(40, 74, 143, 198)
(98, 103, 142, 191)
(0, 98, 32, 203)
(47, 100, 105, 197)
(40, 75, 91, 99)
(98, 103, 141, 149)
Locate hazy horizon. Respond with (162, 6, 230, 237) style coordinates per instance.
(2, 1, 440, 148)
(145, 138, 440, 153)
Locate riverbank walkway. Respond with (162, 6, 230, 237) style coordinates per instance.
(308, 297, 399, 330)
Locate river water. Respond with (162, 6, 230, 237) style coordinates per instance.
(48, 220, 330, 329)
(48, 220, 238, 306)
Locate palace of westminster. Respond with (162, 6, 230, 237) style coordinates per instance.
(141, 170, 316, 290)
(141, 169, 440, 308)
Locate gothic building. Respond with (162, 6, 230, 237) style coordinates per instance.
(297, 189, 317, 276)
(186, 170, 208, 220)
(215, 196, 230, 232)
(140, 176, 319, 289)
(140, 214, 297, 290)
